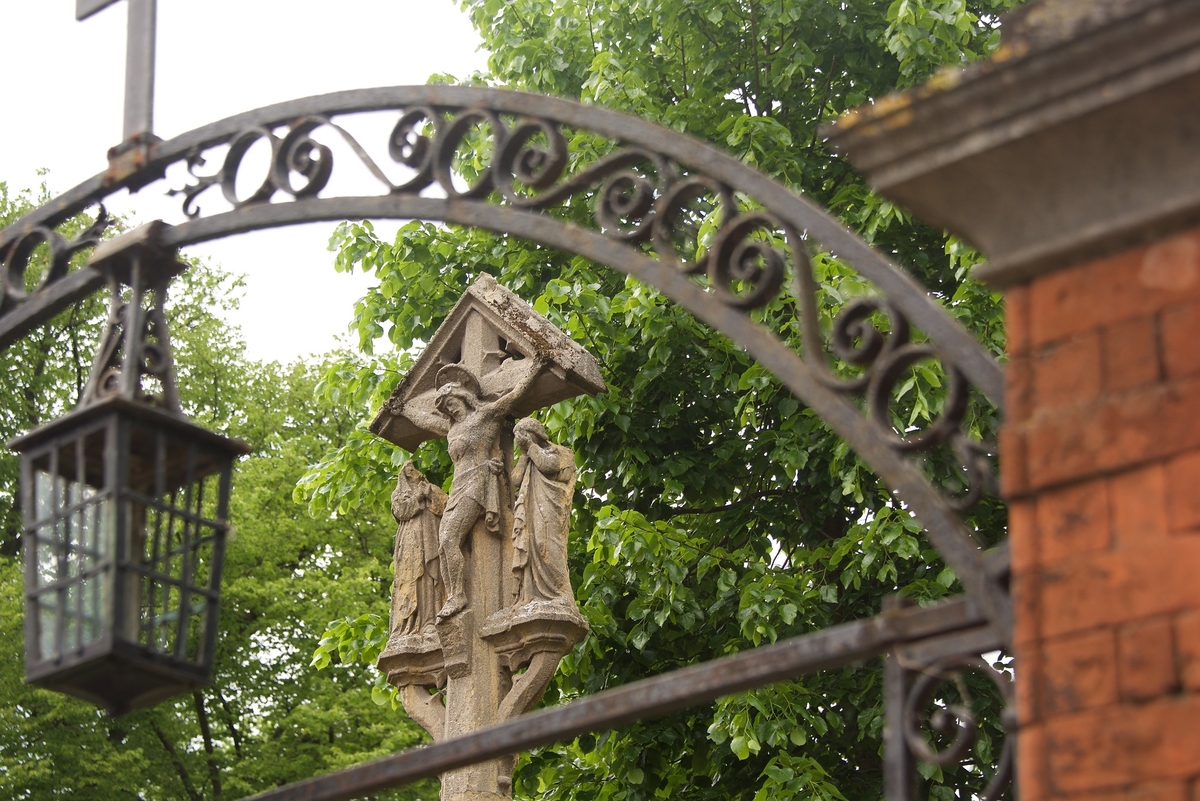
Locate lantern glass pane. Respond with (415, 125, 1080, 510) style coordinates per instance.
(36, 595, 57, 662)
(192, 536, 216, 592)
(186, 601, 209, 662)
(122, 424, 228, 668)
(27, 426, 111, 663)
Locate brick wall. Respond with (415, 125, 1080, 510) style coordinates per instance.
(1002, 225, 1200, 800)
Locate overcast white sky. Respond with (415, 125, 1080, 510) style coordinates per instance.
(3, 1, 489, 362)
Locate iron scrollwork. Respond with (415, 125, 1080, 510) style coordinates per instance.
(800, 292, 998, 511)
(900, 654, 1015, 800)
(0, 86, 1011, 642)
(0, 208, 112, 314)
(75, 223, 185, 414)
(164, 101, 997, 509)
(81, 263, 180, 414)
(167, 109, 795, 314)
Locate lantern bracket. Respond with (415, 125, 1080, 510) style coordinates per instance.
(80, 221, 185, 414)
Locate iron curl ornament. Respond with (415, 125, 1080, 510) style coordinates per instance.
(1, 208, 112, 314)
(165, 106, 788, 313)
(902, 655, 1015, 801)
(0, 85, 1010, 642)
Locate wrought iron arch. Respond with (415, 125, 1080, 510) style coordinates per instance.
(1, 85, 1013, 800)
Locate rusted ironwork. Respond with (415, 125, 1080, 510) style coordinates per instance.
(0, 86, 1010, 640)
(882, 595, 1012, 800)
(78, 222, 183, 413)
(1, 85, 1014, 799)
(243, 595, 995, 801)
(898, 654, 1014, 800)
(1, 207, 111, 316)
(0, 88, 1004, 396)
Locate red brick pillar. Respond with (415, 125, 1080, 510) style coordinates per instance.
(823, 1, 1200, 798)
(1004, 230, 1200, 800)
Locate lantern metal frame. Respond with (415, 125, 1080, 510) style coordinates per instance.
(7, 225, 248, 715)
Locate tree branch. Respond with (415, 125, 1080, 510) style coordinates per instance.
(507, 3, 535, 37)
(150, 719, 203, 801)
(193, 691, 223, 799)
(68, 303, 87, 403)
(666, 488, 788, 519)
(22, 325, 56, 429)
(806, 55, 839, 154)
(215, 687, 243, 760)
(585, 1, 597, 54)
(679, 31, 688, 99)
(748, 0, 765, 114)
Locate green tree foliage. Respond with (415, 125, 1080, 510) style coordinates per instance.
(0, 183, 108, 561)
(0, 185, 431, 799)
(304, 0, 1020, 799)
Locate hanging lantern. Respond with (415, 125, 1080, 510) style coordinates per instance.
(7, 223, 248, 715)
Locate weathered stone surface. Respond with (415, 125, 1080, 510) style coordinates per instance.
(823, 0, 1200, 288)
(373, 277, 602, 801)
(370, 273, 607, 452)
(387, 463, 446, 638)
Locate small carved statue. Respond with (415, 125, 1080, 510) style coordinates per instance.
(389, 463, 447, 637)
(511, 417, 576, 606)
(401, 357, 545, 621)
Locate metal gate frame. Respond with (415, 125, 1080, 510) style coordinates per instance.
(0, 85, 1013, 801)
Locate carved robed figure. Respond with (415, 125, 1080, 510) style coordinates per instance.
(389, 463, 446, 638)
(512, 417, 576, 607)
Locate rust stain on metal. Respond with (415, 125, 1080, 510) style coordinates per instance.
(104, 133, 164, 189)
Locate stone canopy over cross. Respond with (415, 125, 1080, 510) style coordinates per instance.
(371, 275, 606, 801)
(371, 274, 607, 451)
(76, 0, 158, 143)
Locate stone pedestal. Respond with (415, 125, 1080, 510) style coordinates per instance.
(438, 512, 509, 801)
(826, 1, 1200, 798)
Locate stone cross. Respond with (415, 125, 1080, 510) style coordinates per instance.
(370, 275, 606, 801)
(76, 0, 157, 142)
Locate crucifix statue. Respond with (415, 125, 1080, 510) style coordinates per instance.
(404, 359, 545, 622)
(371, 274, 606, 801)
(76, 0, 158, 146)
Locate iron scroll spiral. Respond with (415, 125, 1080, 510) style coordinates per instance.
(902, 655, 1015, 801)
(0, 208, 111, 313)
(168, 108, 807, 328)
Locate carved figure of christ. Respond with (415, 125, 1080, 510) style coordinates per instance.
(401, 355, 545, 621)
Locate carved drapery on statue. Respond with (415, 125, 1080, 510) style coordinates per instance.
(388, 463, 446, 639)
(511, 417, 575, 608)
(372, 275, 603, 801)
(378, 465, 449, 690)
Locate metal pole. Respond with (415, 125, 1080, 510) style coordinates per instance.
(123, 0, 156, 141)
(883, 595, 917, 801)
(244, 597, 989, 801)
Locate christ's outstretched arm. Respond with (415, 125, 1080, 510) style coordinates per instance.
(402, 400, 450, 437)
(485, 356, 546, 418)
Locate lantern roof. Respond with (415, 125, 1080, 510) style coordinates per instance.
(8, 395, 250, 460)
(370, 273, 607, 451)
